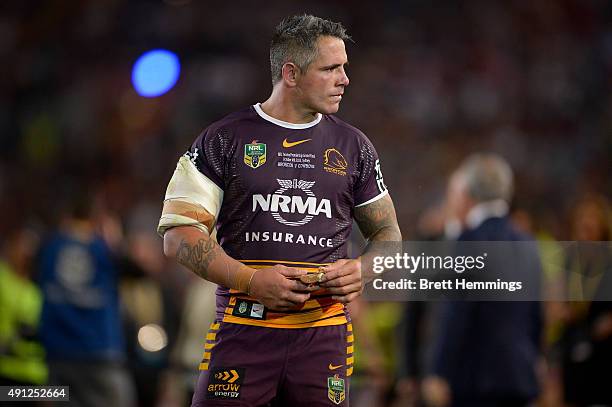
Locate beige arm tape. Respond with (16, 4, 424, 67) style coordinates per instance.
(232, 264, 258, 294)
(157, 155, 224, 237)
(161, 200, 215, 232)
(158, 156, 256, 294)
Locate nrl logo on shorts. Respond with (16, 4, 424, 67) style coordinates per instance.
(238, 301, 248, 314)
(327, 374, 346, 405)
(244, 140, 267, 169)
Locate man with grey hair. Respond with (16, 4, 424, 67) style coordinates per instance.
(158, 14, 401, 406)
(269, 14, 351, 86)
(444, 153, 514, 239)
(423, 153, 542, 407)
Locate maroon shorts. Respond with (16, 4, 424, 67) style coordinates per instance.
(192, 321, 354, 406)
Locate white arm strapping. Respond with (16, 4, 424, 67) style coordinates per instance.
(157, 155, 224, 236)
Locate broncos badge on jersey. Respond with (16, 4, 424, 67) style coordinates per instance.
(323, 148, 348, 176)
(244, 141, 267, 169)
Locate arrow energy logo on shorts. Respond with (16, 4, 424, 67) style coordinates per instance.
(207, 367, 245, 400)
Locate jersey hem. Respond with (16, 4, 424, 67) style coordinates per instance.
(221, 315, 348, 329)
(355, 189, 389, 208)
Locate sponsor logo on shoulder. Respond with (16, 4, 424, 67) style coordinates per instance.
(327, 374, 346, 405)
(323, 148, 348, 176)
(244, 140, 267, 169)
(207, 367, 245, 400)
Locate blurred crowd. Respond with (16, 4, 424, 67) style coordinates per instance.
(0, 0, 610, 406)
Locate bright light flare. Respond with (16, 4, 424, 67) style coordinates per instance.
(132, 49, 180, 97)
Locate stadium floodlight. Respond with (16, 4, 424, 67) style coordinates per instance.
(132, 49, 180, 97)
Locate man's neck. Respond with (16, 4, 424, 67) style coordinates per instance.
(62, 219, 95, 243)
(261, 91, 319, 124)
(465, 200, 509, 230)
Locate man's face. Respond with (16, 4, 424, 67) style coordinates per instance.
(295, 36, 349, 115)
(446, 173, 472, 225)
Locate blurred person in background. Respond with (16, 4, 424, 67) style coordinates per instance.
(346, 298, 400, 407)
(1, 1, 609, 406)
(158, 14, 401, 407)
(0, 227, 47, 387)
(394, 202, 447, 407)
(558, 194, 612, 407)
(345, 226, 400, 407)
(422, 153, 543, 407)
(157, 276, 217, 407)
(509, 206, 568, 407)
(120, 230, 182, 407)
(36, 186, 136, 407)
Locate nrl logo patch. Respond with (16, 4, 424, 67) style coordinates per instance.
(231, 299, 266, 320)
(238, 301, 248, 315)
(244, 140, 267, 169)
(327, 374, 346, 405)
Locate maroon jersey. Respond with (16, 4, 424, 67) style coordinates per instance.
(186, 104, 387, 327)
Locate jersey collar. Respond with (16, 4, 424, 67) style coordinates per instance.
(253, 103, 322, 129)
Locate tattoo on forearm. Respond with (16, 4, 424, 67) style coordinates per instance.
(355, 195, 402, 242)
(176, 238, 217, 279)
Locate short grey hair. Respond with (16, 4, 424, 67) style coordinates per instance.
(270, 14, 351, 85)
(455, 153, 514, 203)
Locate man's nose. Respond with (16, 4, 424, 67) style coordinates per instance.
(338, 68, 349, 86)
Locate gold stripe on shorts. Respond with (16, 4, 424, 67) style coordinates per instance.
(346, 322, 354, 376)
(199, 322, 220, 371)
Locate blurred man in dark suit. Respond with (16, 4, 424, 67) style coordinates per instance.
(423, 153, 543, 407)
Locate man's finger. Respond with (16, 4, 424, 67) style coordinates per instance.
(331, 291, 361, 304)
(324, 282, 362, 295)
(269, 302, 300, 312)
(319, 259, 349, 272)
(320, 272, 360, 287)
(284, 291, 310, 304)
(300, 284, 322, 292)
(320, 267, 352, 283)
(287, 279, 317, 292)
(276, 266, 308, 278)
(299, 272, 325, 284)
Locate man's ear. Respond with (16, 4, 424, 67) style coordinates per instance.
(281, 62, 300, 87)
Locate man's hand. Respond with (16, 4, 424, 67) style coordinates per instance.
(248, 265, 318, 311)
(422, 376, 451, 407)
(593, 313, 612, 341)
(319, 258, 363, 303)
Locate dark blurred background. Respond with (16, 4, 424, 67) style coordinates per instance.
(1, 0, 610, 237)
(0, 1, 610, 406)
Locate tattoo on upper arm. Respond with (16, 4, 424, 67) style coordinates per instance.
(176, 238, 217, 279)
(354, 195, 402, 241)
